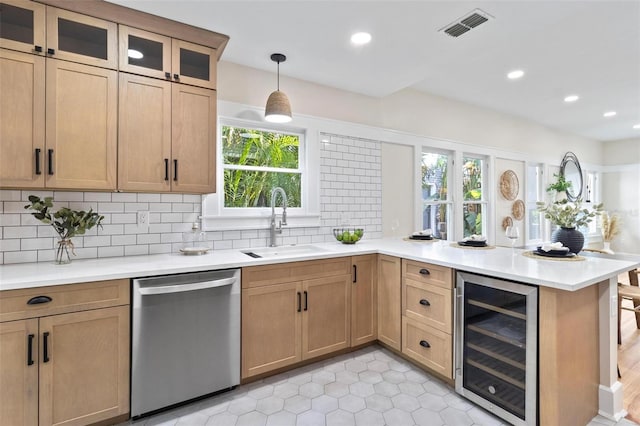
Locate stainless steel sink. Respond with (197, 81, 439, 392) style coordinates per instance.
(241, 245, 328, 258)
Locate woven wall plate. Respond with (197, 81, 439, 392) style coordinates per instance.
(499, 170, 519, 200)
(512, 199, 525, 221)
(502, 216, 513, 230)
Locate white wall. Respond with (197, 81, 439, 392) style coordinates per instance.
(494, 158, 526, 247)
(602, 138, 640, 254)
(381, 143, 415, 237)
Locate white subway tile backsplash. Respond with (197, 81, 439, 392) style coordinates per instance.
(0, 134, 382, 264)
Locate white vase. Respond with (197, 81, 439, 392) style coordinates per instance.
(603, 241, 614, 254)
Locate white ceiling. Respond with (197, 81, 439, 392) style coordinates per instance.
(109, 0, 640, 142)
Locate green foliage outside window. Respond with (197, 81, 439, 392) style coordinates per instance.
(222, 126, 301, 207)
(462, 158, 483, 236)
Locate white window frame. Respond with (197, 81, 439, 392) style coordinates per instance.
(458, 153, 489, 240)
(525, 162, 545, 246)
(420, 148, 454, 239)
(202, 115, 320, 231)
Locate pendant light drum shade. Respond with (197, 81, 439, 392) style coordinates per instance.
(265, 53, 292, 123)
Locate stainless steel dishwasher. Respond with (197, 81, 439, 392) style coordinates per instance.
(131, 269, 240, 418)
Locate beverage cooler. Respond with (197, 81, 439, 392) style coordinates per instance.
(455, 272, 538, 426)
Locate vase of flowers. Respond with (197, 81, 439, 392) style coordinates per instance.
(601, 212, 620, 254)
(536, 198, 603, 254)
(24, 195, 104, 264)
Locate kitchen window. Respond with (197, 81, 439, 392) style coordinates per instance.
(421, 150, 452, 239)
(221, 125, 302, 208)
(526, 163, 544, 243)
(461, 155, 487, 238)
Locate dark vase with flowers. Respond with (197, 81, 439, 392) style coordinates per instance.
(551, 227, 584, 254)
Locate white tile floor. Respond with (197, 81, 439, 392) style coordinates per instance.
(123, 345, 638, 426)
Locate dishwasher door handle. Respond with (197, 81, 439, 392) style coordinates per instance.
(138, 277, 237, 295)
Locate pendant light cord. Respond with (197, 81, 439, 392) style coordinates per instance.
(277, 61, 280, 91)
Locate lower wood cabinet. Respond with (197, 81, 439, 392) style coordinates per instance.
(241, 258, 352, 379)
(0, 280, 130, 426)
(401, 259, 454, 379)
(351, 254, 377, 346)
(377, 255, 401, 350)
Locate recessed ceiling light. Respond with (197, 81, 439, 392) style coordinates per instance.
(564, 95, 579, 103)
(633, 124, 640, 129)
(127, 49, 143, 59)
(507, 70, 524, 80)
(603, 111, 617, 118)
(351, 32, 372, 45)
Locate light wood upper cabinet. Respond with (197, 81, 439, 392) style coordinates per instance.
(172, 39, 216, 89)
(0, 319, 39, 426)
(119, 25, 171, 80)
(351, 254, 377, 346)
(0, 49, 45, 188)
(0, 279, 130, 426)
(0, 0, 46, 54)
(46, 6, 117, 69)
(171, 84, 217, 193)
(118, 73, 172, 192)
(46, 59, 117, 190)
(378, 255, 401, 350)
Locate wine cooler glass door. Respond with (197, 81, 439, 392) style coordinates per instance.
(455, 272, 537, 426)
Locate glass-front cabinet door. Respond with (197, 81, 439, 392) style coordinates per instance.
(172, 39, 217, 90)
(0, 0, 45, 54)
(119, 26, 171, 80)
(46, 7, 117, 69)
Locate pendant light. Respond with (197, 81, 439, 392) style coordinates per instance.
(265, 53, 292, 123)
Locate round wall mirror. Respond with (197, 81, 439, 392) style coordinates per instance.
(560, 152, 583, 201)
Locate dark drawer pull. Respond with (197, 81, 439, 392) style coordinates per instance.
(47, 48, 55, 55)
(34, 45, 43, 53)
(297, 292, 301, 313)
(173, 159, 178, 181)
(304, 291, 308, 311)
(419, 340, 431, 348)
(165, 72, 171, 79)
(43, 332, 50, 362)
(419, 299, 431, 307)
(164, 158, 169, 181)
(419, 268, 430, 275)
(27, 296, 52, 305)
(47, 149, 54, 175)
(173, 73, 180, 80)
(27, 334, 35, 366)
(353, 265, 357, 283)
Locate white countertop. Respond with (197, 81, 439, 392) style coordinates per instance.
(1, 238, 638, 292)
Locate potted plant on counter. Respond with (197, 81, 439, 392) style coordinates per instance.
(536, 198, 603, 254)
(24, 195, 104, 264)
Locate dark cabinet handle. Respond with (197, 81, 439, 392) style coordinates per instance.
(47, 149, 54, 175)
(34, 45, 43, 53)
(419, 340, 431, 348)
(35, 148, 42, 175)
(165, 72, 171, 79)
(43, 332, 50, 362)
(297, 292, 301, 313)
(173, 73, 180, 80)
(47, 48, 55, 55)
(173, 159, 178, 181)
(27, 295, 52, 305)
(304, 291, 308, 311)
(419, 268, 430, 275)
(353, 265, 357, 283)
(164, 159, 169, 181)
(419, 299, 431, 307)
(27, 334, 35, 366)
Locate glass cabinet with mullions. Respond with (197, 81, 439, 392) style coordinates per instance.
(0, 1, 117, 68)
(119, 25, 217, 89)
(455, 272, 538, 426)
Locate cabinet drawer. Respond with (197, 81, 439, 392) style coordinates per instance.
(243, 257, 351, 288)
(0, 279, 129, 322)
(402, 259, 452, 289)
(403, 279, 452, 333)
(402, 317, 452, 379)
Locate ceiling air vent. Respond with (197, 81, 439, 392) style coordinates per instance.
(440, 9, 493, 38)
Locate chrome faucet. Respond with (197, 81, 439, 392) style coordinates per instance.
(269, 187, 288, 247)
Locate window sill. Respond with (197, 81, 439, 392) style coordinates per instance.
(201, 214, 321, 231)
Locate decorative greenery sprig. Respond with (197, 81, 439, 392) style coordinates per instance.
(536, 198, 603, 229)
(24, 195, 104, 240)
(546, 173, 573, 193)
